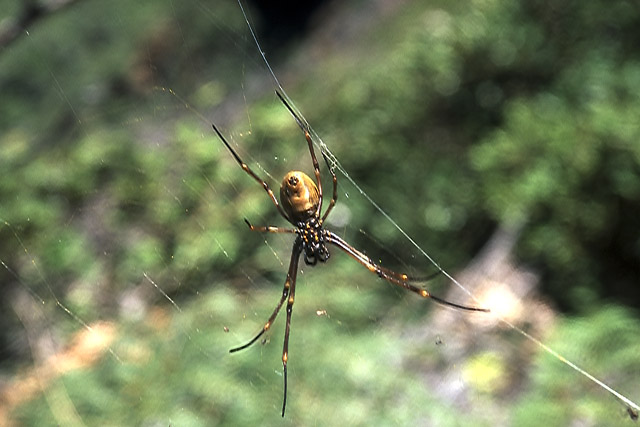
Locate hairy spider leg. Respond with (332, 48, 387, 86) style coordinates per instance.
(229, 239, 302, 417)
(212, 123, 291, 222)
(325, 231, 489, 313)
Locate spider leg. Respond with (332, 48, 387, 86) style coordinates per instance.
(275, 91, 324, 217)
(212, 123, 291, 222)
(244, 219, 297, 234)
(281, 242, 299, 417)
(325, 231, 489, 313)
(376, 264, 443, 284)
(229, 239, 302, 417)
(229, 240, 302, 353)
(320, 151, 338, 222)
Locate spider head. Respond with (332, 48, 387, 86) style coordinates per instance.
(280, 171, 319, 222)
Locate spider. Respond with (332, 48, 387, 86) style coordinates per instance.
(213, 91, 489, 417)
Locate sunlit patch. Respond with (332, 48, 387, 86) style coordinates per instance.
(145, 306, 172, 332)
(478, 280, 523, 323)
(463, 352, 507, 394)
(0, 321, 117, 419)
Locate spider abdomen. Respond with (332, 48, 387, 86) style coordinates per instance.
(280, 171, 319, 222)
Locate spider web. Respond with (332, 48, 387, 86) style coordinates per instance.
(236, 0, 639, 419)
(0, 0, 638, 425)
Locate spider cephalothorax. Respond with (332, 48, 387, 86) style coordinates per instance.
(298, 217, 330, 266)
(213, 90, 488, 417)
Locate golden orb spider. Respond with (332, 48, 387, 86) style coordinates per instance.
(213, 91, 489, 417)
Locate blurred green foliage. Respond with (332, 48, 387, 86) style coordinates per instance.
(1, 0, 639, 425)
(513, 305, 640, 425)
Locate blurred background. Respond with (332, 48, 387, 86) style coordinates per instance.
(1, 0, 639, 425)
